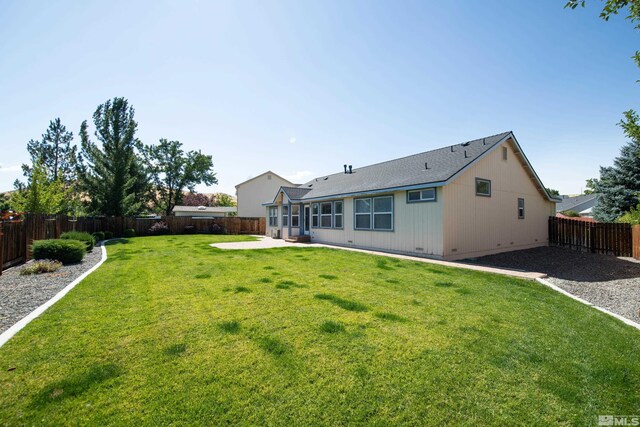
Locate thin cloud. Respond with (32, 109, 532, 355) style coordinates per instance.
(284, 170, 313, 183)
(0, 164, 21, 173)
(289, 137, 297, 144)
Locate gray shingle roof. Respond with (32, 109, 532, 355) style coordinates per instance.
(281, 186, 312, 200)
(556, 194, 600, 212)
(289, 132, 512, 201)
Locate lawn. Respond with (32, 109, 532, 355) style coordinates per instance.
(1, 235, 639, 425)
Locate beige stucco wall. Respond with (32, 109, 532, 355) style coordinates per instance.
(236, 172, 294, 218)
(309, 189, 444, 257)
(442, 139, 555, 260)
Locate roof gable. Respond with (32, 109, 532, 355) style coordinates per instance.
(235, 171, 296, 189)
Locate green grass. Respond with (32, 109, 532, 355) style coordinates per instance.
(1, 234, 639, 425)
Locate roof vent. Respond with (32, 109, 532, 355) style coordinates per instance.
(349, 165, 353, 174)
(197, 206, 207, 210)
(464, 150, 469, 158)
(450, 146, 455, 152)
(482, 138, 486, 145)
(344, 164, 347, 174)
(424, 162, 430, 170)
(323, 176, 329, 180)
(461, 142, 470, 147)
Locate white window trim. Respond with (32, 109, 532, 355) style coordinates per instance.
(518, 198, 525, 219)
(320, 202, 333, 228)
(333, 201, 344, 229)
(268, 206, 278, 227)
(291, 205, 300, 227)
(282, 205, 289, 227)
(311, 203, 319, 228)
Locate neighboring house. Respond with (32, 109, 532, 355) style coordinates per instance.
(236, 171, 298, 217)
(263, 131, 560, 261)
(555, 193, 600, 218)
(172, 205, 237, 217)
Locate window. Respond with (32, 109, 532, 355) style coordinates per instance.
(320, 202, 333, 228)
(518, 198, 525, 219)
(282, 205, 289, 227)
(355, 196, 393, 231)
(355, 198, 371, 229)
(312, 203, 319, 227)
(334, 201, 343, 228)
(269, 206, 278, 227)
(291, 205, 300, 227)
(407, 188, 436, 203)
(502, 146, 508, 161)
(475, 178, 491, 197)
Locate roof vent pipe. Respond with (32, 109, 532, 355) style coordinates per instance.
(450, 146, 455, 152)
(344, 164, 347, 174)
(424, 162, 429, 170)
(464, 150, 469, 158)
(482, 138, 486, 145)
(349, 165, 353, 174)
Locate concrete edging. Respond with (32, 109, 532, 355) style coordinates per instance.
(536, 278, 640, 331)
(0, 242, 109, 348)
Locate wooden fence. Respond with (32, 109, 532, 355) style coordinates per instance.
(634, 225, 640, 260)
(549, 216, 635, 257)
(0, 215, 266, 274)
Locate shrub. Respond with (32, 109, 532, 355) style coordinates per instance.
(210, 223, 225, 235)
(60, 231, 95, 252)
(561, 210, 581, 217)
(103, 231, 114, 240)
(31, 239, 86, 264)
(184, 225, 196, 234)
(149, 221, 170, 235)
(123, 228, 136, 238)
(20, 260, 63, 275)
(92, 231, 105, 242)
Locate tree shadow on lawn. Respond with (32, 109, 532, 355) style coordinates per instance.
(465, 246, 640, 282)
(30, 363, 122, 408)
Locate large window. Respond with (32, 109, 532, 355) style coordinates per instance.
(311, 201, 343, 229)
(320, 202, 333, 228)
(312, 203, 319, 227)
(518, 198, 525, 219)
(291, 205, 300, 227)
(269, 206, 278, 227)
(407, 188, 436, 203)
(355, 196, 393, 231)
(282, 205, 289, 227)
(475, 178, 491, 197)
(334, 201, 343, 228)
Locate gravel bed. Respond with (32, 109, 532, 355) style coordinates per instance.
(0, 245, 103, 334)
(466, 246, 640, 324)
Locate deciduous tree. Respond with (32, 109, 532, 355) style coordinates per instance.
(143, 139, 217, 216)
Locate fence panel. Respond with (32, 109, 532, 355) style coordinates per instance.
(0, 221, 26, 271)
(549, 217, 632, 257)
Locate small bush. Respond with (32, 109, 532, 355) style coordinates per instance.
(20, 260, 63, 275)
(561, 210, 581, 217)
(60, 231, 95, 252)
(103, 231, 114, 240)
(32, 239, 86, 264)
(149, 221, 170, 235)
(123, 228, 136, 238)
(92, 231, 105, 242)
(210, 223, 225, 234)
(184, 225, 196, 234)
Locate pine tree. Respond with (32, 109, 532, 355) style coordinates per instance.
(21, 118, 78, 183)
(78, 98, 150, 216)
(591, 110, 640, 221)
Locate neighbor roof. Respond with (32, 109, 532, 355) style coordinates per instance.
(556, 194, 600, 212)
(172, 206, 237, 213)
(235, 171, 297, 189)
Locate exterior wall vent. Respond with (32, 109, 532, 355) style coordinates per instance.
(197, 206, 207, 210)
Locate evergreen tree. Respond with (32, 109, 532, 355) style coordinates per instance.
(591, 110, 640, 221)
(78, 98, 149, 216)
(21, 118, 78, 183)
(143, 139, 217, 216)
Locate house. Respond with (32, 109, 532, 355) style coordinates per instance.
(235, 171, 298, 217)
(555, 193, 600, 218)
(172, 205, 237, 217)
(263, 131, 560, 261)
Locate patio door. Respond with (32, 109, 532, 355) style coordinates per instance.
(303, 205, 310, 235)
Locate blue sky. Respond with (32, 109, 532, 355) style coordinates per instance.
(0, 0, 638, 195)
